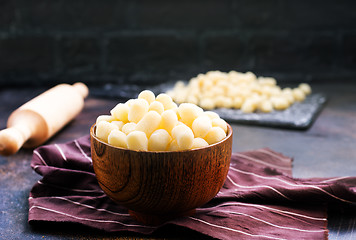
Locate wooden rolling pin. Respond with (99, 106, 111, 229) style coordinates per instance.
(0, 82, 89, 156)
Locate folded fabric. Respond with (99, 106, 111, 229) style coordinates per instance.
(29, 136, 356, 240)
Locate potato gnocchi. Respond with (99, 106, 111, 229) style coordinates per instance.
(167, 70, 312, 113)
(95, 90, 228, 151)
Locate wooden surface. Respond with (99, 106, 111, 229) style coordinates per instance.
(0, 83, 355, 239)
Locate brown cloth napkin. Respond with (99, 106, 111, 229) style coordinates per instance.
(28, 136, 356, 240)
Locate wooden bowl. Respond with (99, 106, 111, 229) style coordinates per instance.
(90, 124, 233, 225)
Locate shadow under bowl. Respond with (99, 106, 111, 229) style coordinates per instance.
(90, 124, 233, 225)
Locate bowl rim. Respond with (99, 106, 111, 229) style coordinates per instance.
(90, 123, 233, 153)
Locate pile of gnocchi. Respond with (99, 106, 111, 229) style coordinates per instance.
(95, 90, 228, 151)
(167, 70, 312, 113)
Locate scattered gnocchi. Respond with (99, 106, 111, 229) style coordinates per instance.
(95, 90, 228, 151)
(166, 70, 312, 113)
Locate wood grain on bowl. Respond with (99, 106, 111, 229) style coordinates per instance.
(90, 124, 233, 225)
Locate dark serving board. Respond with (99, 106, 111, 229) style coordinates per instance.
(90, 83, 327, 130)
(210, 93, 326, 129)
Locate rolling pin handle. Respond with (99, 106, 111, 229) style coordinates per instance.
(0, 127, 30, 156)
(73, 82, 89, 98)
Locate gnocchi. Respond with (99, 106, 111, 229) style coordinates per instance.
(167, 70, 312, 113)
(95, 90, 228, 151)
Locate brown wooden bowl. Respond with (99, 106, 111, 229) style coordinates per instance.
(90, 124, 233, 225)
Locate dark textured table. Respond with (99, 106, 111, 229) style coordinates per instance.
(0, 83, 355, 239)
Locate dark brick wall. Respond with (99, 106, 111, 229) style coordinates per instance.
(0, 0, 355, 88)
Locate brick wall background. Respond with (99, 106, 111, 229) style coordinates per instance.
(0, 0, 355, 88)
